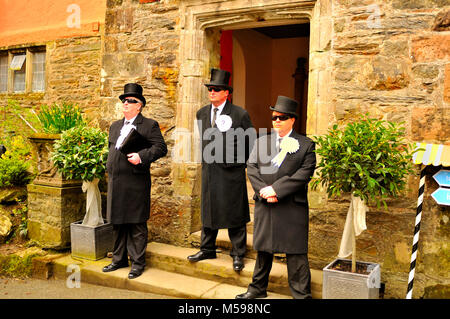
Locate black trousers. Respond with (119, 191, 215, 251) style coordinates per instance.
(248, 251, 312, 299)
(111, 223, 148, 272)
(200, 225, 247, 257)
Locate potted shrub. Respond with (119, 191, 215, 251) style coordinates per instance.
(311, 114, 415, 299)
(51, 125, 112, 260)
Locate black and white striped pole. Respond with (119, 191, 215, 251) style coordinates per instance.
(406, 165, 426, 299)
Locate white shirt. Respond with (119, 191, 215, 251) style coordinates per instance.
(115, 115, 138, 149)
(275, 129, 293, 151)
(210, 100, 227, 126)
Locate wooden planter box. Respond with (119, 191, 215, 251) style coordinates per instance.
(322, 258, 380, 299)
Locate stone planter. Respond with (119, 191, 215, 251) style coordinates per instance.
(70, 220, 113, 260)
(28, 133, 81, 187)
(322, 258, 380, 299)
(27, 133, 85, 248)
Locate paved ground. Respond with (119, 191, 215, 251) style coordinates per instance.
(0, 277, 178, 299)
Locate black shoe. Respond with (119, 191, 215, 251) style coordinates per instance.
(187, 251, 216, 262)
(235, 290, 267, 299)
(128, 268, 143, 279)
(233, 256, 244, 272)
(102, 262, 128, 273)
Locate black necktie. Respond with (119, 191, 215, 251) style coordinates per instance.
(277, 137, 282, 152)
(212, 108, 218, 127)
(125, 120, 130, 125)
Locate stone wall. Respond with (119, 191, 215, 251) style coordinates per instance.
(99, 0, 450, 298)
(2, 0, 447, 298)
(308, 0, 450, 298)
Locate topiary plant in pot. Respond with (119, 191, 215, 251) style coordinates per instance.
(51, 125, 111, 260)
(311, 114, 416, 298)
(52, 125, 108, 226)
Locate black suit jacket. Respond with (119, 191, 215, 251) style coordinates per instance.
(247, 130, 316, 253)
(106, 113, 167, 224)
(196, 101, 255, 229)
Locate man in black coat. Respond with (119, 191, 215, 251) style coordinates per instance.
(103, 83, 167, 279)
(236, 96, 316, 299)
(187, 69, 255, 272)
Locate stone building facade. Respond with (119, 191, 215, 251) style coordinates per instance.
(1, 0, 449, 298)
(98, 0, 449, 299)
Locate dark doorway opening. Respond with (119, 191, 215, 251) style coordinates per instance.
(219, 23, 310, 135)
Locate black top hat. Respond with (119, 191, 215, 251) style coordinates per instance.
(204, 68, 233, 93)
(269, 96, 299, 118)
(119, 83, 146, 107)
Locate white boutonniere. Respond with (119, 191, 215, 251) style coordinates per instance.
(271, 137, 300, 167)
(216, 114, 232, 132)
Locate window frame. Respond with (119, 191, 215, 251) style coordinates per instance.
(0, 46, 46, 94)
(0, 54, 8, 92)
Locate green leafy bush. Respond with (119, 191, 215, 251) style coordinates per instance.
(37, 102, 85, 134)
(311, 114, 416, 208)
(51, 126, 108, 181)
(0, 136, 34, 187)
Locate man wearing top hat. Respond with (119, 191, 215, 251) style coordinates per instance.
(236, 96, 316, 299)
(103, 83, 167, 279)
(187, 68, 255, 272)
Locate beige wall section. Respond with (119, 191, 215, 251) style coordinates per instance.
(232, 29, 309, 130)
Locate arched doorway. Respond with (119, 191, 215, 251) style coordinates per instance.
(219, 24, 310, 135)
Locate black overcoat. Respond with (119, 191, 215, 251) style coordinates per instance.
(196, 101, 254, 229)
(106, 113, 167, 224)
(247, 130, 316, 254)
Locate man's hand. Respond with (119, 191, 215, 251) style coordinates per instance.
(266, 196, 278, 203)
(260, 186, 277, 199)
(127, 153, 141, 165)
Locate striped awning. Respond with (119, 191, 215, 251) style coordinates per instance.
(413, 143, 450, 166)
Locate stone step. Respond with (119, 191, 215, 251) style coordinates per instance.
(189, 229, 258, 259)
(47, 250, 290, 299)
(146, 242, 322, 299)
(189, 228, 288, 261)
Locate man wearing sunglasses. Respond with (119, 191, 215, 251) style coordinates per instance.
(236, 95, 316, 299)
(104, 83, 167, 280)
(188, 68, 254, 272)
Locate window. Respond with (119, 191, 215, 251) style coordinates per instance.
(0, 47, 46, 93)
(0, 55, 7, 92)
(12, 54, 26, 92)
(32, 52, 45, 92)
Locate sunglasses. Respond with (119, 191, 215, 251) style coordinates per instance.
(207, 86, 224, 92)
(122, 98, 140, 104)
(271, 115, 292, 121)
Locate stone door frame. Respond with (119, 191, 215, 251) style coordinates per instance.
(173, 0, 333, 231)
(176, 0, 332, 156)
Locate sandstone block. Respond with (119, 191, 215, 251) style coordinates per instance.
(444, 64, 450, 103)
(0, 214, 12, 243)
(364, 56, 410, 90)
(412, 35, 450, 63)
(392, 0, 448, 9)
(433, 9, 450, 31)
(411, 107, 450, 141)
(0, 187, 27, 204)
